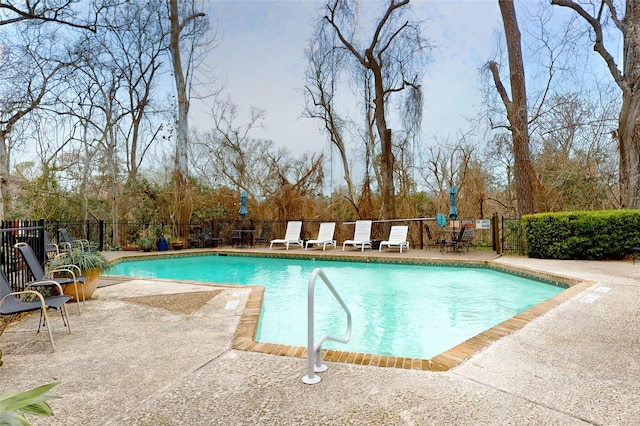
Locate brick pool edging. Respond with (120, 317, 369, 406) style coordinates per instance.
(228, 258, 593, 372)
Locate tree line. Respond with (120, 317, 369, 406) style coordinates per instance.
(0, 1, 632, 246)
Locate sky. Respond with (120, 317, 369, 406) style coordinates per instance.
(192, 0, 504, 157)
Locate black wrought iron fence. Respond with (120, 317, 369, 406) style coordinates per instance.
(45, 220, 104, 251)
(96, 218, 494, 251)
(0, 219, 48, 292)
(49, 217, 503, 252)
(501, 216, 523, 255)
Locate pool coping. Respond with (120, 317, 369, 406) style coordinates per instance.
(108, 250, 593, 372)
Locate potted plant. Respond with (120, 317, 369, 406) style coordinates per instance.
(135, 227, 156, 252)
(171, 240, 184, 250)
(135, 237, 154, 252)
(47, 249, 111, 302)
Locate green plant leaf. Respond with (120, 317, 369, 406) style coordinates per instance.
(0, 382, 60, 424)
(0, 410, 30, 426)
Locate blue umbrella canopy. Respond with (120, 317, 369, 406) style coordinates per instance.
(436, 213, 447, 228)
(238, 191, 248, 218)
(449, 186, 458, 221)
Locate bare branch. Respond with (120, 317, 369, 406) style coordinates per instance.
(487, 61, 512, 113)
(324, 0, 366, 66)
(551, 0, 624, 88)
(602, 0, 626, 32)
(369, 0, 410, 56)
(0, 0, 113, 32)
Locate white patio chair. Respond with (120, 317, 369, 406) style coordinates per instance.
(342, 220, 372, 251)
(269, 221, 303, 250)
(305, 222, 336, 250)
(379, 225, 409, 253)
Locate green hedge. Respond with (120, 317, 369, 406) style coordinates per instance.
(522, 210, 640, 260)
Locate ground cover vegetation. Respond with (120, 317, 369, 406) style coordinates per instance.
(0, 0, 631, 249)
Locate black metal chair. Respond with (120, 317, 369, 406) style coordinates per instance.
(0, 268, 71, 353)
(15, 242, 86, 314)
(424, 225, 442, 251)
(445, 227, 466, 254)
(43, 232, 60, 260)
(59, 229, 96, 252)
(459, 227, 475, 252)
(254, 225, 271, 247)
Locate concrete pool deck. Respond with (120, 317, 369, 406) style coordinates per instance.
(1, 248, 639, 424)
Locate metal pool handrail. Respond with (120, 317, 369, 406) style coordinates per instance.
(302, 267, 352, 385)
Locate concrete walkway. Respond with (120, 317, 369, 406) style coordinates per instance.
(1, 251, 639, 425)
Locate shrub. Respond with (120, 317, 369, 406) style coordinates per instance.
(522, 210, 640, 260)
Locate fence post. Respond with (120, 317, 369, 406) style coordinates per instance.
(38, 218, 45, 264)
(99, 220, 104, 251)
(492, 213, 501, 254)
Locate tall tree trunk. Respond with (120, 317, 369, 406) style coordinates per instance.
(618, 93, 640, 207)
(368, 49, 396, 229)
(492, 0, 536, 216)
(618, 1, 640, 208)
(168, 0, 193, 240)
(0, 133, 7, 219)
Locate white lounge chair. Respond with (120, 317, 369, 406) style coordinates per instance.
(379, 225, 409, 253)
(269, 221, 303, 250)
(305, 222, 336, 250)
(342, 220, 372, 251)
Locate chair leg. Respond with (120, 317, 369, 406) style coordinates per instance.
(80, 281, 86, 308)
(37, 309, 44, 333)
(68, 282, 81, 315)
(61, 305, 71, 334)
(41, 308, 56, 353)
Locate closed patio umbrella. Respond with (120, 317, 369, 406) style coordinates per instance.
(238, 191, 248, 219)
(449, 186, 458, 221)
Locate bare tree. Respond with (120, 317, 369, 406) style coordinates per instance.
(191, 98, 325, 220)
(99, 1, 167, 184)
(167, 0, 207, 240)
(62, 54, 125, 230)
(418, 137, 474, 215)
(314, 0, 429, 226)
(304, 34, 358, 207)
(487, 0, 536, 216)
(535, 91, 619, 211)
(192, 98, 271, 199)
(264, 148, 324, 220)
(0, 27, 67, 217)
(551, 0, 640, 208)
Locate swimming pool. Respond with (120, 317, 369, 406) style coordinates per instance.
(108, 254, 564, 360)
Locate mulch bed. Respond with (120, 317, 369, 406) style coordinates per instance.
(122, 290, 222, 315)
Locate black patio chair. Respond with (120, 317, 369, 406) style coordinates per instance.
(59, 228, 96, 252)
(43, 232, 60, 260)
(459, 227, 475, 252)
(0, 268, 71, 353)
(15, 242, 87, 315)
(254, 225, 271, 247)
(424, 225, 442, 251)
(445, 227, 466, 254)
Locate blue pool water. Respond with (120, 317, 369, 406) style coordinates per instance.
(108, 254, 564, 359)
